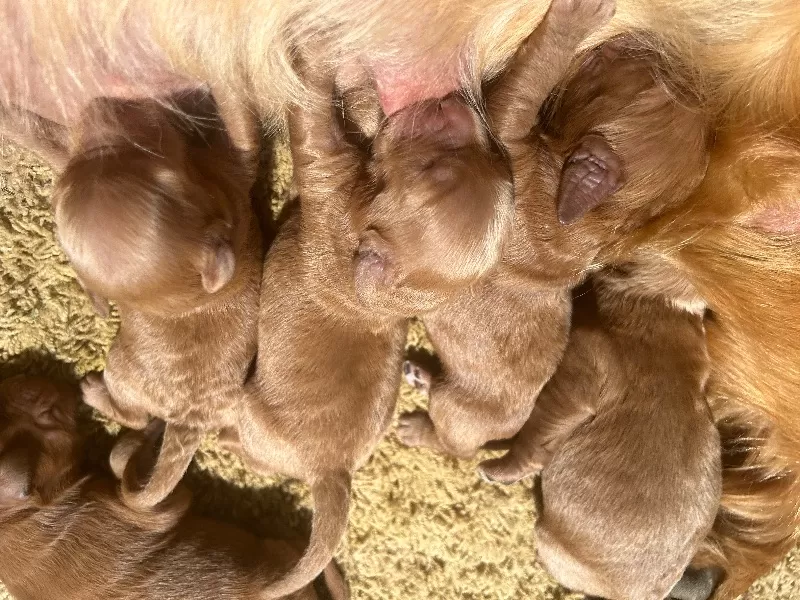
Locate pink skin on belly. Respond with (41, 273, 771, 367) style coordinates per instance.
(371, 60, 462, 116)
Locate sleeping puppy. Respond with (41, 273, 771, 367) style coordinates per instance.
(397, 38, 712, 460)
(51, 93, 262, 510)
(351, 92, 513, 315)
(223, 1, 620, 597)
(351, 0, 617, 316)
(478, 259, 722, 600)
(0, 374, 347, 600)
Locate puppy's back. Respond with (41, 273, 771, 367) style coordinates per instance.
(537, 284, 720, 600)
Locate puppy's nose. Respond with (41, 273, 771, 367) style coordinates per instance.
(667, 566, 722, 600)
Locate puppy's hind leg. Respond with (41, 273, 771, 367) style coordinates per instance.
(396, 410, 447, 452)
(478, 386, 596, 484)
(398, 381, 523, 460)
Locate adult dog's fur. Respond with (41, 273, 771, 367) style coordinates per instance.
(0, 375, 347, 600)
(51, 94, 262, 510)
(479, 260, 721, 600)
(2, 0, 800, 125)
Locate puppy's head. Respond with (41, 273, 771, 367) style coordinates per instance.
(53, 98, 250, 316)
(354, 94, 513, 315)
(0, 376, 81, 507)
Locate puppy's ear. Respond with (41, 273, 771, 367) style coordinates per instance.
(199, 222, 237, 294)
(557, 134, 626, 225)
(0, 444, 35, 503)
(354, 229, 395, 295)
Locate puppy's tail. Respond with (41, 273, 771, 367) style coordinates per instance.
(260, 471, 351, 599)
(321, 560, 350, 600)
(116, 422, 203, 510)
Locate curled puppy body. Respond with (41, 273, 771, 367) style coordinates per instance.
(51, 94, 262, 510)
(479, 259, 721, 600)
(0, 375, 348, 600)
(397, 36, 711, 458)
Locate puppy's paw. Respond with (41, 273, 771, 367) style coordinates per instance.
(477, 455, 539, 485)
(396, 410, 437, 448)
(402, 361, 432, 395)
(80, 373, 149, 429)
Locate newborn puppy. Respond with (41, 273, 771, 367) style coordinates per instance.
(351, 0, 619, 316)
(398, 38, 711, 459)
(479, 259, 722, 600)
(352, 92, 513, 315)
(0, 374, 347, 600)
(222, 60, 409, 599)
(51, 94, 262, 509)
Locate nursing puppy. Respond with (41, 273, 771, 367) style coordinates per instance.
(0, 374, 347, 600)
(397, 39, 711, 459)
(350, 0, 619, 316)
(479, 260, 721, 600)
(52, 94, 262, 509)
(351, 91, 513, 316)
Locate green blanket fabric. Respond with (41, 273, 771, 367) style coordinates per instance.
(1, 139, 798, 600)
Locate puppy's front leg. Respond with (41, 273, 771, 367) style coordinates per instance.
(487, 0, 615, 142)
(81, 372, 149, 430)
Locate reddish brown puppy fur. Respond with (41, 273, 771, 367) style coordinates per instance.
(479, 260, 721, 600)
(351, 93, 513, 316)
(50, 94, 262, 510)
(0, 375, 347, 600)
(397, 38, 712, 460)
(223, 64, 408, 598)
